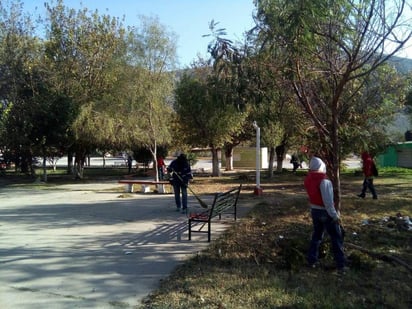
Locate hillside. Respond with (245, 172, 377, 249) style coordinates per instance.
(388, 55, 412, 74)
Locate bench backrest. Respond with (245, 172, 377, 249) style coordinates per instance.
(210, 185, 242, 218)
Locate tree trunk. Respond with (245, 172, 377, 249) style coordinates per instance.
(211, 146, 220, 176)
(275, 143, 287, 173)
(152, 143, 159, 182)
(67, 150, 74, 174)
(268, 146, 275, 178)
(330, 110, 341, 211)
(20, 150, 30, 175)
(42, 156, 47, 182)
(74, 152, 85, 179)
(224, 146, 234, 171)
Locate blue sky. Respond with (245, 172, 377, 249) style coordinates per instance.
(22, 1, 411, 66)
(23, 0, 256, 68)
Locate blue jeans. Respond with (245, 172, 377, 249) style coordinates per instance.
(307, 208, 345, 269)
(172, 182, 188, 209)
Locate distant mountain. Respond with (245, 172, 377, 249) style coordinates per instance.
(388, 55, 412, 74)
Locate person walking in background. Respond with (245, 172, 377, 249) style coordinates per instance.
(290, 153, 302, 173)
(167, 153, 193, 214)
(357, 151, 378, 199)
(127, 155, 133, 174)
(304, 156, 346, 274)
(157, 155, 166, 180)
(290, 153, 303, 173)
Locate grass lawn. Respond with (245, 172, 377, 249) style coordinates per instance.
(139, 167, 412, 309)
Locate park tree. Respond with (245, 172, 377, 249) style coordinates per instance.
(202, 22, 255, 172)
(0, 0, 37, 174)
(204, 20, 308, 175)
(243, 50, 308, 175)
(118, 16, 177, 181)
(0, 0, 71, 178)
(44, 0, 127, 178)
(340, 63, 408, 154)
(174, 62, 247, 176)
(253, 0, 412, 210)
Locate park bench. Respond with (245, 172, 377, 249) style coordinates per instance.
(118, 179, 170, 194)
(188, 185, 242, 242)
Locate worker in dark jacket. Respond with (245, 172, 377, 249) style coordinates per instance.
(167, 153, 193, 214)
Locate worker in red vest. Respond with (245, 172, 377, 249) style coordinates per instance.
(304, 156, 346, 274)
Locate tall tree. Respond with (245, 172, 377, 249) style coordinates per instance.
(203, 21, 254, 172)
(44, 0, 127, 178)
(254, 0, 412, 209)
(118, 16, 178, 181)
(174, 63, 247, 176)
(204, 20, 308, 175)
(0, 0, 60, 176)
(243, 51, 308, 175)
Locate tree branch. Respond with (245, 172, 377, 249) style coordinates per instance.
(346, 242, 412, 273)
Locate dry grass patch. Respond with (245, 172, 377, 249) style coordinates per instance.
(140, 170, 412, 309)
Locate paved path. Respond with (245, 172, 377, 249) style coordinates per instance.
(0, 182, 249, 308)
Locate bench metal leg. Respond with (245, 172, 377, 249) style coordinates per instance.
(126, 184, 133, 193)
(157, 184, 166, 194)
(188, 219, 192, 240)
(207, 221, 211, 242)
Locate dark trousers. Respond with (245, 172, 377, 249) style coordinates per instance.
(360, 177, 377, 198)
(292, 162, 300, 172)
(158, 167, 164, 180)
(172, 182, 188, 209)
(307, 208, 345, 269)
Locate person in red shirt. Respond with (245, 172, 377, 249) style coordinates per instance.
(357, 152, 378, 199)
(157, 155, 166, 180)
(304, 156, 346, 274)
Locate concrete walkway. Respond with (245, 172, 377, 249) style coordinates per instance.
(0, 182, 249, 308)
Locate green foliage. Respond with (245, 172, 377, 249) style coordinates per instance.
(132, 147, 152, 164)
(0, 0, 67, 174)
(0, 1, 178, 179)
(252, 0, 412, 209)
(115, 16, 177, 173)
(174, 69, 247, 148)
(185, 152, 198, 167)
(44, 0, 128, 149)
